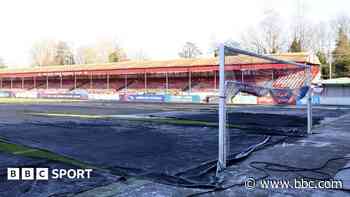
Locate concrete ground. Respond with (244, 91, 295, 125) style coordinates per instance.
(0, 101, 350, 197)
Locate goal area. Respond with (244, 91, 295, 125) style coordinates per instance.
(217, 44, 313, 172)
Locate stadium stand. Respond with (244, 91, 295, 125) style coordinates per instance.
(168, 77, 188, 90)
(0, 53, 321, 104)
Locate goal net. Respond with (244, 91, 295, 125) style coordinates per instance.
(217, 45, 314, 172)
(225, 69, 310, 105)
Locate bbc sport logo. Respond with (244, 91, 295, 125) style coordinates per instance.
(7, 168, 93, 180)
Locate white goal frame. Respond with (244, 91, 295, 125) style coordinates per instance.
(217, 44, 313, 171)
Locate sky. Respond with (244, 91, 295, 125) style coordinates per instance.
(0, 0, 349, 67)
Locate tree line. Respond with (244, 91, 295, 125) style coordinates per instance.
(0, 5, 349, 79)
(29, 39, 129, 67)
(179, 11, 350, 79)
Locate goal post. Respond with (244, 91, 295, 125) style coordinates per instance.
(217, 45, 313, 172)
(218, 43, 227, 171)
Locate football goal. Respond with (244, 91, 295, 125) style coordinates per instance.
(217, 44, 313, 172)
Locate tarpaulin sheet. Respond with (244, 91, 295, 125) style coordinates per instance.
(0, 120, 278, 186)
(151, 111, 322, 135)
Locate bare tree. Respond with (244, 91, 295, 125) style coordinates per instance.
(30, 39, 56, 66)
(31, 40, 75, 66)
(241, 28, 268, 54)
(290, 0, 321, 52)
(54, 41, 75, 65)
(311, 22, 336, 57)
(178, 42, 202, 58)
(291, 0, 308, 50)
(75, 39, 126, 64)
(331, 14, 350, 38)
(75, 46, 96, 64)
(241, 9, 286, 54)
(95, 39, 116, 63)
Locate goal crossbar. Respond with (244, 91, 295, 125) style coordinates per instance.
(224, 47, 310, 69)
